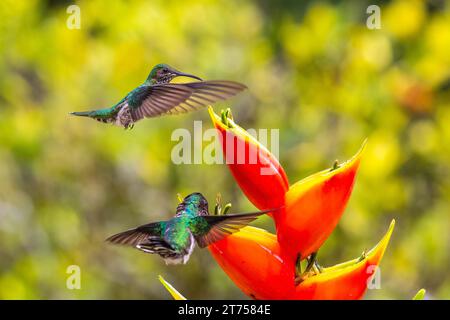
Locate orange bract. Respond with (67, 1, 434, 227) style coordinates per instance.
(276, 141, 366, 260)
(209, 221, 394, 300)
(208, 107, 289, 212)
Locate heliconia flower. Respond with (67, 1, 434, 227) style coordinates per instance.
(159, 275, 187, 300)
(276, 141, 366, 261)
(208, 220, 394, 300)
(208, 107, 289, 211)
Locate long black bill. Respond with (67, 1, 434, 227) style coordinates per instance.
(173, 71, 202, 81)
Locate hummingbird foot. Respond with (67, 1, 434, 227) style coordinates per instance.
(117, 104, 134, 129)
(121, 121, 134, 130)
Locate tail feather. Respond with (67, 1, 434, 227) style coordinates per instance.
(70, 111, 93, 117)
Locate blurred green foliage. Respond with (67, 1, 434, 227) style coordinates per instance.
(0, 0, 449, 299)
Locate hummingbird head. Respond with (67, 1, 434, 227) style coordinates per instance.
(176, 192, 209, 216)
(146, 64, 202, 84)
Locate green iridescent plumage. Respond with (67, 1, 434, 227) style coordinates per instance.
(106, 193, 275, 265)
(70, 64, 247, 129)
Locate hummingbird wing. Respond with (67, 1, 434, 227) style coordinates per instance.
(164, 81, 247, 115)
(128, 81, 247, 121)
(106, 222, 165, 247)
(191, 209, 274, 248)
(106, 221, 191, 262)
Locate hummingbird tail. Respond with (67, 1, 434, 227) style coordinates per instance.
(70, 111, 93, 117)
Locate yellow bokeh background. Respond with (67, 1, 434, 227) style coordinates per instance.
(0, 0, 449, 299)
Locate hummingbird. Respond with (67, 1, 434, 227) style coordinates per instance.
(106, 193, 275, 265)
(70, 64, 247, 129)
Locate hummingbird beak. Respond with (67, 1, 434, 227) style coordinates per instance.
(173, 71, 202, 81)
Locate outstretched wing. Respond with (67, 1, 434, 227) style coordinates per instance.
(164, 81, 247, 115)
(106, 221, 177, 256)
(128, 81, 247, 121)
(106, 222, 164, 247)
(192, 209, 274, 248)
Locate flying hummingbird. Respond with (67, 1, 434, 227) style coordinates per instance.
(106, 193, 275, 265)
(70, 64, 247, 129)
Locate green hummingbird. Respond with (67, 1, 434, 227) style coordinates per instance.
(106, 193, 275, 265)
(70, 64, 247, 129)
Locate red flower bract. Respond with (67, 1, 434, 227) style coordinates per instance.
(208, 107, 289, 212)
(276, 142, 366, 261)
(209, 221, 394, 300)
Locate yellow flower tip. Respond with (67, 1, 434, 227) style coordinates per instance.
(413, 288, 426, 300)
(208, 105, 229, 130)
(207, 106, 272, 154)
(290, 139, 369, 193)
(311, 219, 395, 281)
(207, 105, 216, 122)
(345, 138, 368, 168)
(359, 138, 368, 156)
(322, 139, 367, 178)
(158, 275, 187, 300)
(362, 137, 368, 147)
(366, 219, 395, 264)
